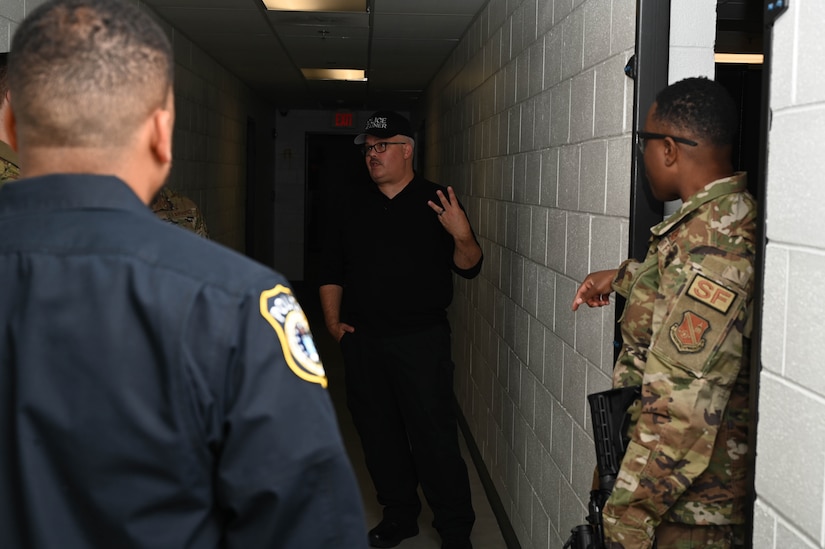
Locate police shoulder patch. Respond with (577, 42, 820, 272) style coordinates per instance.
(259, 284, 327, 388)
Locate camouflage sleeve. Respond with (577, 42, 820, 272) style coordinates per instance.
(0, 158, 21, 186)
(151, 187, 210, 238)
(611, 258, 641, 298)
(602, 251, 754, 548)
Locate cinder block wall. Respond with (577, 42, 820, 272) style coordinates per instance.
(754, 1, 825, 547)
(0, 0, 276, 255)
(423, 0, 636, 546)
(145, 2, 277, 253)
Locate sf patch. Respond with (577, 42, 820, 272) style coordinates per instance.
(260, 284, 327, 388)
(687, 274, 736, 313)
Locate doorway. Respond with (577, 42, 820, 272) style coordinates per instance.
(244, 116, 275, 267)
(303, 133, 368, 284)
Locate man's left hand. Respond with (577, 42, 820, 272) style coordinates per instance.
(427, 186, 473, 240)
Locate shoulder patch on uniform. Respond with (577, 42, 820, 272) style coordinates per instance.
(260, 284, 327, 388)
(687, 274, 736, 314)
(669, 311, 710, 353)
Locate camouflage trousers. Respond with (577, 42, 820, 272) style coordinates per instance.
(654, 522, 745, 549)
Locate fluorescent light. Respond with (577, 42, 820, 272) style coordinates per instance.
(715, 53, 764, 65)
(263, 0, 365, 11)
(301, 68, 367, 81)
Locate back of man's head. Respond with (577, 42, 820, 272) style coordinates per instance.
(654, 77, 738, 147)
(9, 0, 173, 150)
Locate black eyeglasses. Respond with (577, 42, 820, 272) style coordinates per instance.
(636, 131, 698, 154)
(360, 141, 406, 155)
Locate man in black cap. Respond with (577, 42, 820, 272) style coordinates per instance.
(319, 111, 483, 549)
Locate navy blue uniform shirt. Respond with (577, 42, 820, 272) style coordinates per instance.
(0, 175, 367, 548)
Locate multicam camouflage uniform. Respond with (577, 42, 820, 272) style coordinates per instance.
(150, 186, 209, 238)
(603, 173, 757, 549)
(0, 140, 20, 187)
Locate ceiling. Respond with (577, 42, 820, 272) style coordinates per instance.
(143, 0, 761, 112)
(143, 0, 488, 111)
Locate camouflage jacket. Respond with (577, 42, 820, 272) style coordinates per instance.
(150, 186, 209, 238)
(603, 173, 757, 549)
(0, 140, 20, 187)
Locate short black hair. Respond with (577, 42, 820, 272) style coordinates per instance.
(9, 0, 173, 147)
(654, 77, 738, 147)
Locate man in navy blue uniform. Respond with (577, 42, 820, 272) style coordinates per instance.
(0, 1, 367, 547)
(319, 112, 483, 549)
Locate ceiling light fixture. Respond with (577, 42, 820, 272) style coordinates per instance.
(263, 0, 366, 12)
(714, 53, 764, 64)
(301, 68, 367, 81)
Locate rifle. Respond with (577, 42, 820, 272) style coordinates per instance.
(563, 385, 640, 549)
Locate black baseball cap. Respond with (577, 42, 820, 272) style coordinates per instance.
(354, 110, 413, 144)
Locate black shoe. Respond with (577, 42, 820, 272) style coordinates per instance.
(441, 540, 472, 549)
(367, 519, 419, 548)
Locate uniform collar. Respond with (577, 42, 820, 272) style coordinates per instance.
(0, 173, 150, 217)
(651, 172, 748, 236)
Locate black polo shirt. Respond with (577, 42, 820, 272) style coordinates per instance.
(319, 174, 482, 336)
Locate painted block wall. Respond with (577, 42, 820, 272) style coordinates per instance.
(0, 0, 276, 255)
(668, 0, 715, 83)
(422, 0, 719, 547)
(754, 1, 825, 547)
(423, 0, 636, 546)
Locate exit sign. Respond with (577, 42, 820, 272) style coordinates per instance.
(334, 111, 355, 128)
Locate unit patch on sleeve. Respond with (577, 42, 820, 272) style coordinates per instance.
(669, 311, 710, 353)
(260, 284, 327, 388)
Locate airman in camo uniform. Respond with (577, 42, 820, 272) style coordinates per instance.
(0, 52, 20, 187)
(150, 186, 209, 238)
(573, 77, 757, 549)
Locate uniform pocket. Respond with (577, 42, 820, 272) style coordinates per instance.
(649, 264, 747, 379)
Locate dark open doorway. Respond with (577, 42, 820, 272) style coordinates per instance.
(716, 0, 764, 198)
(244, 116, 275, 267)
(303, 133, 368, 285)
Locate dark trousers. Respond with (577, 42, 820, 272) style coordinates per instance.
(340, 323, 475, 541)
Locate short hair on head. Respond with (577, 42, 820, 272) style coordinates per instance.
(653, 77, 738, 147)
(9, 0, 174, 148)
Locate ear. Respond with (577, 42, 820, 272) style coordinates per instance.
(403, 142, 413, 160)
(149, 106, 174, 166)
(662, 136, 678, 168)
(3, 92, 18, 152)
